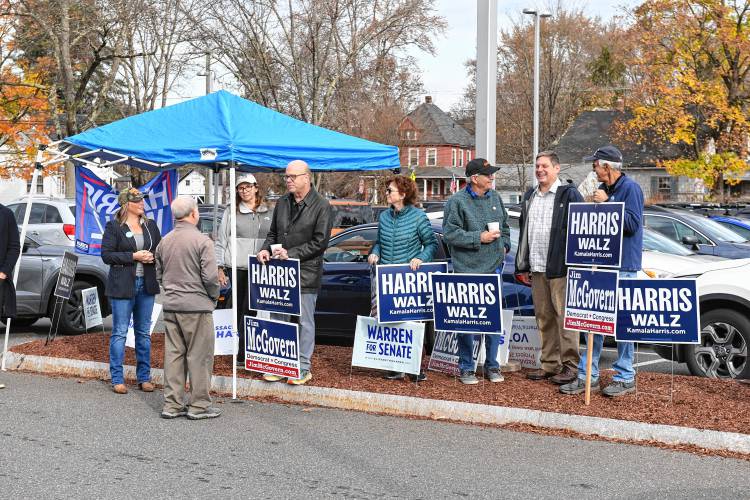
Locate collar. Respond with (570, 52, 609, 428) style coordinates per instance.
(239, 201, 254, 214)
(390, 204, 412, 216)
(536, 178, 561, 196)
(603, 173, 626, 195)
(291, 189, 313, 207)
(466, 184, 490, 199)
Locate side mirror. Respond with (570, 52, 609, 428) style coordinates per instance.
(682, 235, 700, 250)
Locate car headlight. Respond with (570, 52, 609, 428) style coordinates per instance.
(642, 268, 675, 278)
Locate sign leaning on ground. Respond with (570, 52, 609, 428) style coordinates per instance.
(125, 303, 162, 348)
(428, 330, 481, 376)
(430, 273, 503, 334)
(245, 316, 301, 379)
(248, 255, 301, 316)
(616, 279, 701, 344)
(508, 316, 542, 369)
(81, 287, 103, 329)
(53, 251, 79, 299)
(352, 315, 424, 375)
(565, 202, 624, 268)
(564, 267, 619, 336)
(376, 262, 448, 323)
(213, 308, 237, 356)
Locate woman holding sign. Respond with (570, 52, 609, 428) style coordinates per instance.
(101, 188, 161, 395)
(215, 173, 272, 365)
(368, 175, 437, 381)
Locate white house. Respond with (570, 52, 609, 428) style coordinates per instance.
(179, 170, 207, 203)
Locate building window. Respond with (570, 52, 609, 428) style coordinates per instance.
(26, 175, 44, 195)
(431, 180, 440, 195)
(452, 149, 457, 167)
(408, 148, 419, 167)
(426, 148, 437, 167)
(467, 150, 472, 162)
(459, 150, 464, 167)
(405, 129, 417, 141)
(657, 177, 672, 193)
(185, 180, 191, 187)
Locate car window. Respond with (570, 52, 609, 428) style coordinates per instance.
(15, 204, 47, 224)
(45, 206, 63, 223)
(715, 220, 750, 241)
(331, 206, 374, 229)
(645, 215, 680, 241)
(642, 228, 693, 256)
(68, 205, 76, 218)
(678, 212, 747, 243)
(324, 228, 377, 263)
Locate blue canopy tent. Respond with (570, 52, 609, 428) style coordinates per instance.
(8, 91, 400, 392)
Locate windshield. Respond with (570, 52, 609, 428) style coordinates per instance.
(643, 228, 693, 256)
(679, 212, 749, 243)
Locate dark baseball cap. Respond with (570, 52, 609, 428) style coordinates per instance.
(584, 145, 623, 163)
(465, 158, 499, 177)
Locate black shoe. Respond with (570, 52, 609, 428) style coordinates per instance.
(385, 371, 406, 380)
(408, 372, 427, 382)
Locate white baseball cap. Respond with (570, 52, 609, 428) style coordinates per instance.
(235, 173, 257, 186)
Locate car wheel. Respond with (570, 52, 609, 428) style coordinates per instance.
(686, 308, 748, 378)
(53, 280, 92, 335)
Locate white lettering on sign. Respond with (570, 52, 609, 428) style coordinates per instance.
(380, 271, 430, 296)
(570, 210, 620, 235)
(247, 326, 297, 358)
(566, 278, 616, 311)
(251, 263, 298, 288)
(619, 287, 693, 313)
(433, 281, 497, 305)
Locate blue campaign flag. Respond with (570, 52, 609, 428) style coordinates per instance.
(74, 165, 177, 255)
(376, 262, 448, 324)
(430, 273, 503, 334)
(244, 316, 301, 379)
(248, 255, 301, 316)
(616, 279, 701, 344)
(564, 267, 619, 336)
(566, 202, 624, 268)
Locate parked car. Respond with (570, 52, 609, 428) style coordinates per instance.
(709, 215, 750, 241)
(329, 199, 375, 236)
(3, 235, 110, 334)
(640, 227, 726, 278)
(652, 259, 750, 378)
(315, 221, 533, 346)
(7, 197, 76, 246)
(643, 206, 750, 258)
(197, 203, 227, 239)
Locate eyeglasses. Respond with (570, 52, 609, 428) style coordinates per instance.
(283, 173, 308, 181)
(237, 184, 256, 192)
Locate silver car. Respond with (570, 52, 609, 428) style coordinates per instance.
(7, 197, 77, 247)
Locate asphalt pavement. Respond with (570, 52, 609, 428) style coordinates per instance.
(0, 371, 746, 499)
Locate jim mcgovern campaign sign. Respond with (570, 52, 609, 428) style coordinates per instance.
(616, 279, 700, 344)
(430, 273, 503, 334)
(245, 316, 301, 379)
(248, 255, 301, 316)
(564, 267, 619, 335)
(566, 202, 624, 268)
(376, 262, 448, 323)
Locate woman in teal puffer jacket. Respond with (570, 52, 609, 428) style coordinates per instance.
(367, 175, 437, 381)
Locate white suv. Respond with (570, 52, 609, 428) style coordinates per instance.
(6, 197, 76, 247)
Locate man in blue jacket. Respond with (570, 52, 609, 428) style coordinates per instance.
(561, 145, 644, 398)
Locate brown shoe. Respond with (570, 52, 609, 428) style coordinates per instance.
(550, 366, 577, 385)
(139, 382, 155, 392)
(112, 384, 128, 394)
(526, 369, 556, 381)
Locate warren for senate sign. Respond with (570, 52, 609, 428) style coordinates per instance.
(245, 316, 301, 379)
(430, 273, 503, 334)
(248, 256, 301, 316)
(81, 287, 103, 329)
(352, 316, 424, 375)
(616, 279, 701, 344)
(376, 262, 448, 323)
(564, 267, 619, 336)
(566, 202, 624, 268)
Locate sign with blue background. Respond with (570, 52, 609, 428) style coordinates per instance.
(616, 279, 701, 344)
(74, 165, 177, 255)
(376, 262, 448, 323)
(430, 273, 503, 334)
(245, 316, 300, 379)
(564, 267, 619, 336)
(566, 202, 624, 268)
(248, 256, 301, 316)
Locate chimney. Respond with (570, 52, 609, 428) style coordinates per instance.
(425, 96, 432, 104)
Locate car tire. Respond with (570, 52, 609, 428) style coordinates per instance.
(686, 308, 749, 378)
(0, 317, 39, 329)
(52, 280, 92, 335)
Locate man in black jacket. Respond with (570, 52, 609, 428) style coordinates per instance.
(257, 160, 332, 385)
(0, 202, 20, 317)
(516, 151, 583, 385)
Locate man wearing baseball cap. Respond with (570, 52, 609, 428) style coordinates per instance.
(560, 144, 644, 398)
(443, 158, 510, 385)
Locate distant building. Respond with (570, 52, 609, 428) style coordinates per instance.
(178, 170, 207, 203)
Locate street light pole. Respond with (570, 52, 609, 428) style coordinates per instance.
(523, 9, 551, 187)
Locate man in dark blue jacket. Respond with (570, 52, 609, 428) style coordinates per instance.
(561, 145, 644, 398)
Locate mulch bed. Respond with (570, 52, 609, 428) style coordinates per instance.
(12, 333, 750, 436)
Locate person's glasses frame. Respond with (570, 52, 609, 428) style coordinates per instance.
(283, 173, 309, 181)
(237, 184, 257, 192)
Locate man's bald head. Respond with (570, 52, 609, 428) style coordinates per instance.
(287, 159, 310, 175)
(285, 159, 312, 199)
(172, 196, 198, 221)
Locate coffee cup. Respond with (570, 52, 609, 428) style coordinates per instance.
(487, 222, 500, 232)
(271, 244, 283, 254)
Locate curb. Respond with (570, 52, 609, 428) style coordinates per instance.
(6, 352, 750, 454)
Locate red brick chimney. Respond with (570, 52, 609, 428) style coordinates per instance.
(425, 96, 432, 104)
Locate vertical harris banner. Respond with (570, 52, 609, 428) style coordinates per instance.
(563, 268, 619, 336)
(376, 262, 448, 323)
(565, 202, 624, 268)
(74, 165, 178, 255)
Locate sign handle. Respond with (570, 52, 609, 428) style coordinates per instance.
(584, 331, 594, 405)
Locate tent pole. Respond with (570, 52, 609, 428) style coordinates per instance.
(230, 164, 238, 399)
(212, 165, 219, 240)
(2, 153, 43, 371)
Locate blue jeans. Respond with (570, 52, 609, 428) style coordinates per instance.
(458, 334, 501, 372)
(577, 271, 637, 383)
(109, 277, 156, 385)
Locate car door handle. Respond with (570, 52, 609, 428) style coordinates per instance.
(42, 257, 54, 261)
(30, 231, 39, 235)
(341, 277, 358, 284)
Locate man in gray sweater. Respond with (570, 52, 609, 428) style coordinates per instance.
(156, 196, 221, 420)
(443, 158, 511, 385)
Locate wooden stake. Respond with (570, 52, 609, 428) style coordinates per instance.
(584, 331, 594, 405)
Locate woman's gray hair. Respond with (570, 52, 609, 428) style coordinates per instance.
(599, 160, 622, 170)
(171, 196, 197, 220)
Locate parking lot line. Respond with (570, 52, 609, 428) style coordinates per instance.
(632, 358, 671, 368)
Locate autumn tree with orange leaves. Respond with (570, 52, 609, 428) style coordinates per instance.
(622, 0, 750, 199)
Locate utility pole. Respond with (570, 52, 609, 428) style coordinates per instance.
(523, 9, 551, 187)
(201, 52, 214, 205)
(476, 0, 497, 167)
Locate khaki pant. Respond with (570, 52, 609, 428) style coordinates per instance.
(163, 311, 214, 413)
(531, 273, 580, 373)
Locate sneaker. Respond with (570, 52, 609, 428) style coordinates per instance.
(385, 371, 406, 380)
(408, 372, 427, 382)
(263, 373, 286, 383)
(560, 377, 599, 395)
(549, 366, 578, 385)
(287, 370, 312, 385)
(160, 407, 187, 419)
(486, 368, 504, 383)
(186, 407, 223, 420)
(602, 380, 635, 398)
(459, 370, 479, 385)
